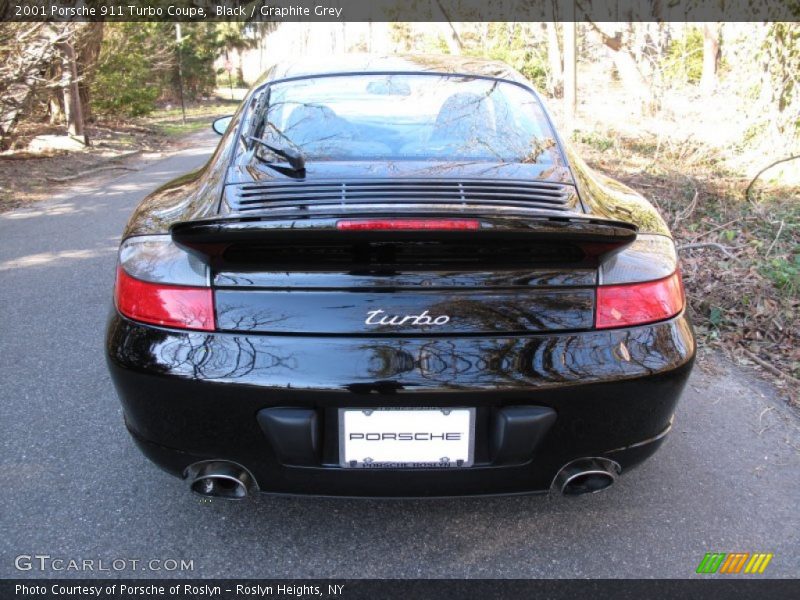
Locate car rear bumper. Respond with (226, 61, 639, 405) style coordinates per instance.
(106, 312, 695, 497)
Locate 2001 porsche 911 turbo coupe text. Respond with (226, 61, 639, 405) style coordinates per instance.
(106, 55, 695, 499)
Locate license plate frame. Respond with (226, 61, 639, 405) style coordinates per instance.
(338, 407, 476, 469)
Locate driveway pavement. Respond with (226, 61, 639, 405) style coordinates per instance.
(1, 131, 798, 578)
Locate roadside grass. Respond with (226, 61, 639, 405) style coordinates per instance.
(143, 99, 239, 137)
(152, 121, 211, 136)
(575, 128, 800, 401)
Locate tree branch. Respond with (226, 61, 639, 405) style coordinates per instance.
(739, 345, 800, 386)
(745, 154, 800, 202)
(677, 242, 743, 264)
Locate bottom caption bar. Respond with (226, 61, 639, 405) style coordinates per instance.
(3, 580, 798, 600)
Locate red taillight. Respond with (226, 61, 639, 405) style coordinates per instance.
(596, 271, 684, 329)
(114, 267, 214, 331)
(336, 219, 480, 231)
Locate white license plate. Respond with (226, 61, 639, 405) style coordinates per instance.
(339, 408, 475, 468)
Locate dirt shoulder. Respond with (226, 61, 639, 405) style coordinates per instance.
(0, 98, 236, 213)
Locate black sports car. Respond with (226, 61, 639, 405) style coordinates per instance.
(106, 55, 694, 499)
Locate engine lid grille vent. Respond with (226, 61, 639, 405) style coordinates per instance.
(226, 179, 575, 214)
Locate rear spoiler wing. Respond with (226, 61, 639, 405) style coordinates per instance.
(170, 214, 637, 260)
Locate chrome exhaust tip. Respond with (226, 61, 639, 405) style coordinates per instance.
(553, 457, 621, 496)
(185, 461, 255, 500)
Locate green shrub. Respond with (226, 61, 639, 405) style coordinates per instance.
(91, 24, 161, 117)
(761, 253, 800, 296)
(573, 130, 615, 152)
(663, 27, 704, 85)
(465, 24, 549, 91)
(92, 23, 220, 118)
(175, 23, 219, 100)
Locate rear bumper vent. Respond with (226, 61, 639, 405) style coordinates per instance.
(226, 179, 575, 214)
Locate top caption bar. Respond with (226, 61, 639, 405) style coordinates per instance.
(3, 0, 800, 22)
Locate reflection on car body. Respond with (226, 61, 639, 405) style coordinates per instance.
(106, 55, 694, 499)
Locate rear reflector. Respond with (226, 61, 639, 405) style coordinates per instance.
(596, 271, 684, 329)
(336, 219, 480, 231)
(115, 267, 215, 331)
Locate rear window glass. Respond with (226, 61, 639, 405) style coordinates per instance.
(247, 74, 560, 164)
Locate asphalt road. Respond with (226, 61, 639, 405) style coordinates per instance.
(1, 132, 798, 579)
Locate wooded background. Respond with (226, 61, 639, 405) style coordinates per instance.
(1, 19, 798, 194)
(1, 21, 798, 163)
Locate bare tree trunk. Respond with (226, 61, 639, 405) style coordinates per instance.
(563, 16, 577, 130)
(586, 21, 654, 113)
(49, 91, 64, 125)
(236, 49, 245, 87)
(56, 40, 86, 144)
(76, 22, 103, 123)
(544, 0, 563, 97)
(434, 0, 463, 54)
(756, 23, 774, 107)
(700, 23, 721, 94)
(613, 50, 645, 96)
(545, 22, 563, 97)
(45, 60, 64, 125)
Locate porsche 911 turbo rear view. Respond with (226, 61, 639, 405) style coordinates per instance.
(106, 55, 694, 499)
